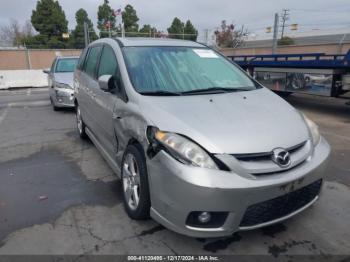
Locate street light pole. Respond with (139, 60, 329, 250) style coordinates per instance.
(272, 13, 279, 54)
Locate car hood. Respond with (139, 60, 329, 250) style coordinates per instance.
(54, 72, 74, 87)
(139, 88, 310, 154)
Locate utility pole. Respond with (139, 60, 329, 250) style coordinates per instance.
(121, 23, 125, 38)
(83, 21, 89, 47)
(280, 9, 290, 39)
(24, 43, 32, 70)
(204, 29, 209, 46)
(272, 13, 279, 54)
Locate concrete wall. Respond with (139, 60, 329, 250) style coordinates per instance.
(0, 70, 47, 89)
(0, 49, 81, 70)
(220, 43, 350, 56)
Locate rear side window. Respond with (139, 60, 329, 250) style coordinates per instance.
(84, 46, 102, 78)
(97, 46, 119, 78)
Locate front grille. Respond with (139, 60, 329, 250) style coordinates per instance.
(230, 141, 309, 175)
(240, 179, 322, 227)
(233, 141, 306, 162)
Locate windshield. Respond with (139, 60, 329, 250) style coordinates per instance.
(122, 46, 257, 95)
(55, 58, 78, 73)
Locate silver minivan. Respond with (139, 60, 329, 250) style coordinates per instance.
(74, 38, 330, 238)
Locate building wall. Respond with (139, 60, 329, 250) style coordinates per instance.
(0, 49, 82, 70)
(219, 43, 350, 56)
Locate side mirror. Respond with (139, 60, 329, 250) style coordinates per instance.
(98, 75, 117, 92)
(43, 69, 50, 74)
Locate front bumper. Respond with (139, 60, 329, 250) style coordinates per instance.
(147, 137, 330, 238)
(51, 88, 74, 108)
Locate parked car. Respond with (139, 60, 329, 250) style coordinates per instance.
(44, 56, 79, 110)
(74, 38, 330, 238)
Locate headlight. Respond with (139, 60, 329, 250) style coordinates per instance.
(150, 128, 218, 169)
(302, 114, 320, 146)
(55, 82, 72, 89)
(55, 89, 68, 97)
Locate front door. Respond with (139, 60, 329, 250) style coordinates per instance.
(93, 44, 121, 158)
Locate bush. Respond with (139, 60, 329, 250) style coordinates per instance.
(278, 37, 295, 46)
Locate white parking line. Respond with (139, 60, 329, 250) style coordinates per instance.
(0, 107, 9, 125)
(8, 100, 50, 107)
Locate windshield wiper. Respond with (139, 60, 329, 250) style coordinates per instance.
(139, 90, 182, 96)
(181, 87, 250, 95)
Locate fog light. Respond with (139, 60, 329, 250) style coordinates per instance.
(198, 212, 211, 223)
(186, 211, 228, 228)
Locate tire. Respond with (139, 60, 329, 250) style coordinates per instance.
(121, 144, 151, 220)
(50, 97, 59, 111)
(305, 76, 311, 84)
(76, 104, 87, 139)
(275, 91, 292, 98)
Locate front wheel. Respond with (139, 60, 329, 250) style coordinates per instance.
(76, 105, 87, 139)
(275, 91, 292, 98)
(121, 144, 151, 220)
(50, 97, 59, 111)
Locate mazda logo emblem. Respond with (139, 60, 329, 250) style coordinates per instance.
(272, 148, 291, 168)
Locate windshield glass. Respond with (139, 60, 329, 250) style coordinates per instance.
(55, 58, 78, 73)
(122, 46, 257, 95)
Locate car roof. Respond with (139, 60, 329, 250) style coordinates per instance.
(113, 37, 205, 47)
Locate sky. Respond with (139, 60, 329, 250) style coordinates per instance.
(1, 0, 350, 40)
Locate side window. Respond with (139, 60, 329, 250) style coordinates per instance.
(83, 46, 102, 78)
(97, 46, 119, 79)
(77, 48, 88, 70)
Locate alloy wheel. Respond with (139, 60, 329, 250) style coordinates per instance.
(76, 107, 83, 134)
(122, 153, 141, 210)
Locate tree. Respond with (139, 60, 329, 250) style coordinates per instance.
(0, 19, 34, 47)
(139, 24, 151, 37)
(71, 8, 98, 48)
(214, 20, 248, 48)
(97, 0, 116, 38)
(184, 20, 197, 41)
(122, 4, 139, 35)
(23, 20, 34, 37)
(30, 0, 69, 48)
(167, 17, 184, 39)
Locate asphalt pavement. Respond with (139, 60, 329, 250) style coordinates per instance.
(0, 88, 349, 258)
